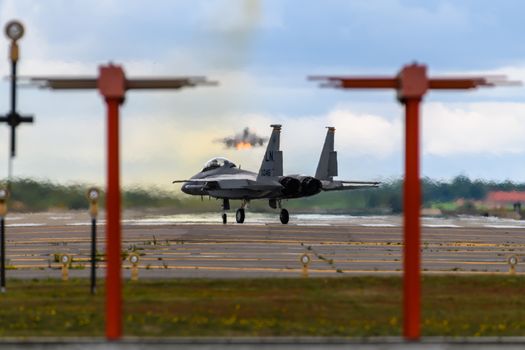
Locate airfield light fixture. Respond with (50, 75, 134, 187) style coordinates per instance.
(300, 253, 311, 267)
(60, 254, 71, 281)
(0, 188, 9, 218)
(1, 19, 34, 185)
(61, 254, 71, 266)
(129, 253, 140, 281)
(87, 187, 100, 202)
(0, 188, 9, 202)
(86, 187, 100, 219)
(310, 63, 518, 341)
(0, 187, 8, 293)
(129, 253, 140, 266)
(300, 253, 311, 278)
(508, 255, 519, 275)
(86, 187, 101, 295)
(29, 63, 216, 340)
(86, 187, 100, 294)
(509, 255, 518, 266)
(5, 21, 24, 41)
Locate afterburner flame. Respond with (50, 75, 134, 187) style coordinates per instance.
(236, 142, 252, 150)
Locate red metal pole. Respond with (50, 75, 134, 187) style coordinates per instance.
(105, 97, 122, 340)
(403, 97, 421, 340)
(30, 63, 216, 341)
(309, 64, 509, 342)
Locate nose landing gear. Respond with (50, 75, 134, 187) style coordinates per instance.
(221, 198, 230, 224)
(221, 199, 289, 225)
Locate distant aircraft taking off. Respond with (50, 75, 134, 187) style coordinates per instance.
(174, 125, 380, 224)
(217, 127, 268, 150)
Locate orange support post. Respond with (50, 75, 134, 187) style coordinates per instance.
(309, 63, 511, 342)
(30, 63, 215, 342)
(28, 62, 216, 342)
(105, 97, 122, 340)
(98, 65, 126, 340)
(397, 64, 428, 340)
(402, 97, 422, 339)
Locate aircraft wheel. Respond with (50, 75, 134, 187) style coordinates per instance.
(279, 209, 289, 225)
(236, 208, 245, 224)
(222, 213, 227, 224)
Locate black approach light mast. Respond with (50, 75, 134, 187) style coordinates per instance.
(0, 21, 34, 184)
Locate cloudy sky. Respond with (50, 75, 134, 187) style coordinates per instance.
(0, 0, 525, 189)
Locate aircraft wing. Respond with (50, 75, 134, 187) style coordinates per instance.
(321, 180, 380, 192)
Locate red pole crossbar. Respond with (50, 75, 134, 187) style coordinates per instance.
(309, 63, 512, 341)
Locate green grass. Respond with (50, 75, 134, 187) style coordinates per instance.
(0, 276, 524, 337)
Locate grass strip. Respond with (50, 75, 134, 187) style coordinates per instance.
(0, 276, 523, 337)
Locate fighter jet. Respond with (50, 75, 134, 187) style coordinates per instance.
(173, 125, 380, 224)
(217, 127, 268, 150)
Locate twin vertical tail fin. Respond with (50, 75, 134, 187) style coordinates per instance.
(315, 127, 338, 181)
(258, 124, 283, 177)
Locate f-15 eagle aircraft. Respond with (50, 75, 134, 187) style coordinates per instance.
(173, 125, 380, 224)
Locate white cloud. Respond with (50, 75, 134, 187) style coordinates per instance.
(327, 109, 402, 157)
(423, 102, 525, 156)
(1, 0, 525, 186)
(3, 94, 525, 187)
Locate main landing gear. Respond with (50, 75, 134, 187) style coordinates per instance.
(279, 208, 289, 224)
(236, 208, 245, 223)
(220, 199, 289, 225)
(235, 199, 248, 224)
(269, 199, 290, 225)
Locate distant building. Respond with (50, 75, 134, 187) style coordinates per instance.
(485, 191, 525, 208)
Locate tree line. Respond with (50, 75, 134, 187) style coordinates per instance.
(1, 176, 524, 213)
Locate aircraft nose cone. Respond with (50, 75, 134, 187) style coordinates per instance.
(181, 181, 206, 195)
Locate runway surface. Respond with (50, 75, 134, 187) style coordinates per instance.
(2, 338, 525, 350)
(1, 212, 524, 278)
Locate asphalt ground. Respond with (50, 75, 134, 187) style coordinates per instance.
(2, 215, 525, 348)
(2, 338, 525, 349)
(1, 216, 524, 279)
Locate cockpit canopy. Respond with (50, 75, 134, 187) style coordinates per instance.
(202, 157, 237, 172)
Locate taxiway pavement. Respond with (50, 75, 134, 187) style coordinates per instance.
(2, 218, 524, 279)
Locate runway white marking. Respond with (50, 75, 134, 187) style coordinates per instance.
(483, 225, 525, 229)
(295, 223, 331, 226)
(66, 222, 106, 226)
(6, 223, 45, 227)
(360, 224, 398, 227)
